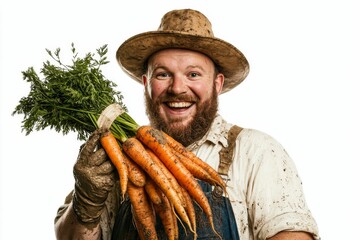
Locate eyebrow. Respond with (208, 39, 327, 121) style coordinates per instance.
(151, 65, 168, 72)
(185, 65, 205, 71)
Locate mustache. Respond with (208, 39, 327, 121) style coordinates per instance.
(158, 94, 199, 103)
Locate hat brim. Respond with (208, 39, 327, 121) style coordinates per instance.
(116, 31, 249, 94)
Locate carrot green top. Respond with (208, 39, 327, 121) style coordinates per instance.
(12, 43, 139, 142)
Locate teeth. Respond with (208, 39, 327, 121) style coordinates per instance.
(167, 102, 191, 108)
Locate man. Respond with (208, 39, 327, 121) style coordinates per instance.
(55, 9, 320, 240)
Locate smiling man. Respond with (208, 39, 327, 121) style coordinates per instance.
(55, 9, 320, 240)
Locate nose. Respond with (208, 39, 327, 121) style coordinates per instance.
(168, 74, 187, 94)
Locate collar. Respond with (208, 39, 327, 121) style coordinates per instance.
(187, 114, 230, 151)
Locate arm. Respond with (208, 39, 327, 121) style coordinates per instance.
(55, 201, 101, 240)
(239, 130, 319, 239)
(268, 231, 314, 240)
(54, 128, 116, 239)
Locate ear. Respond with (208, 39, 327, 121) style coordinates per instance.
(142, 74, 147, 86)
(214, 73, 225, 95)
(142, 74, 151, 96)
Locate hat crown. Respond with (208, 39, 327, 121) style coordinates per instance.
(158, 9, 214, 37)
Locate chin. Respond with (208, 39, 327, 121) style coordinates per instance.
(165, 116, 193, 130)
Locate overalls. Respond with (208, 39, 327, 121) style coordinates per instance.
(112, 126, 243, 240)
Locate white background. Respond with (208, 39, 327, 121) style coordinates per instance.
(1, 0, 359, 239)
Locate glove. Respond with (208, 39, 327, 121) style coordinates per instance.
(72, 128, 116, 224)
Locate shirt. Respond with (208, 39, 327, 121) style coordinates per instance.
(187, 114, 320, 239)
(55, 114, 320, 240)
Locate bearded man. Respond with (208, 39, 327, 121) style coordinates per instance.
(55, 9, 320, 240)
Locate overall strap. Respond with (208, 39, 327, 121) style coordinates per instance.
(218, 125, 243, 176)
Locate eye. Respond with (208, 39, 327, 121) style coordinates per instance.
(155, 72, 171, 80)
(188, 72, 201, 79)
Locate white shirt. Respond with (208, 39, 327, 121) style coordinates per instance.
(188, 115, 320, 240)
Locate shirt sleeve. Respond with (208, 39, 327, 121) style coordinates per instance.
(54, 186, 120, 240)
(239, 129, 320, 240)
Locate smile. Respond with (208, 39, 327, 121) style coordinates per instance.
(166, 101, 193, 108)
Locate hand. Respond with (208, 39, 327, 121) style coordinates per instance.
(72, 128, 116, 223)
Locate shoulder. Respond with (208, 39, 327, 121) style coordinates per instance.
(234, 128, 295, 170)
(238, 128, 286, 152)
(239, 128, 280, 143)
(214, 115, 283, 148)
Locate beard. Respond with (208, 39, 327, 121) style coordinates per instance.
(144, 86, 219, 147)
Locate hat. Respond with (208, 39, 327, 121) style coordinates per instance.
(116, 9, 249, 94)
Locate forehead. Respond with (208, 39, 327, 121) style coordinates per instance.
(148, 48, 214, 66)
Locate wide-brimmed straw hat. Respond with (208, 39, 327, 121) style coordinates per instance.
(116, 9, 249, 94)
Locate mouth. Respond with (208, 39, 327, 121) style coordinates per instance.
(163, 101, 195, 114)
(166, 101, 193, 109)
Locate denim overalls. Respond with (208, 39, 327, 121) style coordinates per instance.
(112, 126, 243, 240)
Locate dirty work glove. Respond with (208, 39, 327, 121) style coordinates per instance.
(72, 128, 116, 224)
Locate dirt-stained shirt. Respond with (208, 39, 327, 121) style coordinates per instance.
(187, 114, 320, 239)
(55, 114, 320, 240)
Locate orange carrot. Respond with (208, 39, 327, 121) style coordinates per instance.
(146, 147, 186, 207)
(123, 152, 147, 187)
(180, 187, 197, 240)
(136, 126, 217, 237)
(171, 202, 179, 240)
(122, 137, 193, 232)
(133, 216, 148, 240)
(127, 182, 157, 240)
(153, 190, 178, 240)
(144, 178, 162, 205)
(162, 130, 226, 189)
(171, 148, 218, 187)
(100, 130, 128, 199)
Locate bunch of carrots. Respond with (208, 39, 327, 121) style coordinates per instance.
(12, 44, 226, 240)
(98, 104, 225, 240)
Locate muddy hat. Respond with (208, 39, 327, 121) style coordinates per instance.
(116, 9, 249, 94)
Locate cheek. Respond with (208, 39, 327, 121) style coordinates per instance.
(149, 81, 168, 99)
(191, 82, 213, 100)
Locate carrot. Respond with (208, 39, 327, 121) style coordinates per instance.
(100, 130, 128, 199)
(144, 178, 162, 205)
(171, 148, 219, 187)
(171, 202, 179, 240)
(122, 137, 193, 232)
(133, 216, 148, 240)
(162, 130, 226, 189)
(153, 190, 178, 240)
(180, 187, 197, 240)
(127, 182, 157, 240)
(146, 147, 186, 207)
(136, 126, 218, 237)
(123, 152, 147, 187)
